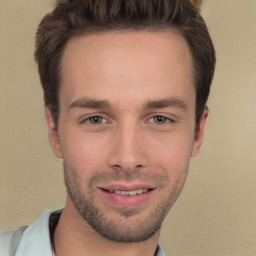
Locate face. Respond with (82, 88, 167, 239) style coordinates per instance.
(46, 31, 207, 242)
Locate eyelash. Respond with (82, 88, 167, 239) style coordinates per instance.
(82, 116, 108, 125)
(81, 115, 175, 125)
(147, 116, 175, 125)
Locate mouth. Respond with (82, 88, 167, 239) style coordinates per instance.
(102, 188, 152, 196)
(99, 186, 155, 208)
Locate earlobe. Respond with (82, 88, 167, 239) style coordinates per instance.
(45, 107, 63, 159)
(192, 108, 208, 157)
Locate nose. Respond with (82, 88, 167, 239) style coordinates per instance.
(106, 122, 149, 172)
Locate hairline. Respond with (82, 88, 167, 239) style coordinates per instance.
(54, 26, 197, 125)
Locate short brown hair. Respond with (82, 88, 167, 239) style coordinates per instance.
(35, 0, 216, 130)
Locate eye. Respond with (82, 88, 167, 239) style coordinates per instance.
(85, 116, 107, 125)
(148, 115, 174, 125)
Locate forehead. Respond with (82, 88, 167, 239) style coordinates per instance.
(60, 30, 195, 108)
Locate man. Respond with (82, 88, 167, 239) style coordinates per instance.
(0, 0, 215, 255)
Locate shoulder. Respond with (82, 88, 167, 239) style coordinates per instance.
(0, 210, 61, 256)
(0, 226, 28, 256)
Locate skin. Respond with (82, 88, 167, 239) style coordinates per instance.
(45, 30, 208, 256)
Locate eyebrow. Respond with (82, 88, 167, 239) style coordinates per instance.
(143, 97, 188, 111)
(68, 97, 111, 110)
(68, 96, 188, 111)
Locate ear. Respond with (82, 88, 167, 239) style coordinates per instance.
(45, 107, 63, 159)
(192, 108, 208, 157)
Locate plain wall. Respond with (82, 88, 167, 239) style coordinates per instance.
(0, 0, 255, 255)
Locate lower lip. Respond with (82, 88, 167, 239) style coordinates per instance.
(99, 189, 154, 208)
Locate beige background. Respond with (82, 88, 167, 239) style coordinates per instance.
(0, 0, 255, 255)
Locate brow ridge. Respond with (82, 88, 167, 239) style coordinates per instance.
(143, 97, 188, 110)
(68, 96, 188, 111)
(69, 97, 111, 109)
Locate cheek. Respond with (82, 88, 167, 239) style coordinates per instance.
(59, 130, 107, 172)
(145, 115, 195, 164)
(155, 139, 192, 197)
(148, 132, 194, 177)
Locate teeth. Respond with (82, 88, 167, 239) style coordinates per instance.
(137, 189, 142, 195)
(109, 189, 149, 196)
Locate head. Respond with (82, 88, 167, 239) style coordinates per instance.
(35, 0, 215, 132)
(35, 0, 215, 243)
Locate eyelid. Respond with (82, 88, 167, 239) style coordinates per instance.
(86, 116, 107, 124)
(78, 112, 177, 125)
(147, 115, 175, 124)
(145, 112, 177, 123)
(78, 113, 111, 124)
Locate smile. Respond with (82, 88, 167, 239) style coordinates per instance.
(100, 187, 155, 207)
(107, 189, 149, 196)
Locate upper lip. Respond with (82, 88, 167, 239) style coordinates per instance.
(99, 183, 155, 191)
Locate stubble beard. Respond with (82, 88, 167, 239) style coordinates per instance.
(63, 163, 187, 243)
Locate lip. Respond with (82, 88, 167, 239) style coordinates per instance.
(102, 183, 155, 192)
(98, 183, 156, 208)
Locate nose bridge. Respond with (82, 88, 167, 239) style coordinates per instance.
(107, 118, 148, 170)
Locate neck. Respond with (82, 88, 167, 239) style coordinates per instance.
(53, 197, 160, 256)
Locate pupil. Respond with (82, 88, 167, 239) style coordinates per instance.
(91, 116, 101, 123)
(155, 116, 165, 124)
